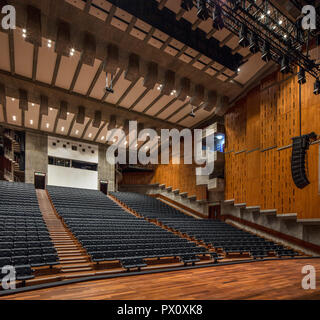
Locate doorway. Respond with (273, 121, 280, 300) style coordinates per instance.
(34, 172, 46, 189)
(100, 181, 108, 195)
(209, 205, 221, 220)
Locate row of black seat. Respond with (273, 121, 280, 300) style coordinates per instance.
(0, 181, 59, 282)
(111, 192, 300, 260)
(47, 186, 210, 269)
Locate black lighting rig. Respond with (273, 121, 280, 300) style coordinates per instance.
(181, 0, 320, 91)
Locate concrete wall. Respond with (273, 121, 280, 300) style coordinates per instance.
(25, 132, 48, 184)
(221, 203, 320, 252)
(98, 145, 115, 192)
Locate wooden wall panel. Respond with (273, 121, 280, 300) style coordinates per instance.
(121, 161, 207, 201)
(225, 70, 320, 219)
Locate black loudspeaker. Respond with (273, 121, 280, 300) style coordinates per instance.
(291, 132, 317, 189)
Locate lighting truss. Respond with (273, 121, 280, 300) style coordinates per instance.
(194, 0, 320, 79)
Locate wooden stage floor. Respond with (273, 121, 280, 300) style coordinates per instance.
(1, 258, 320, 300)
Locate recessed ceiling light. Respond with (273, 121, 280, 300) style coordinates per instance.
(279, 20, 283, 25)
(31, 103, 34, 106)
(11, 98, 15, 101)
(75, 130, 79, 135)
(46, 123, 50, 128)
(61, 127, 65, 132)
(30, 119, 33, 125)
(12, 115, 16, 121)
(101, 136, 105, 140)
(88, 133, 92, 138)
(238, 68, 240, 72)
(49, 107, 53, 111)
(135, 143, 138, 147)
(67, 112, 70, 115)
(22, 29, 26, 34)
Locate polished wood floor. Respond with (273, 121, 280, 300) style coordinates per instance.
(1, 258, 320, 300)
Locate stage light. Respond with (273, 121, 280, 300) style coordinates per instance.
(212, 4, 224, 30)
(249, 33, 259, 54)
(280, 56, 290, 74)
(298, 67, 306, 84)
(261, 41, 271, 62)
(239, 24, 249, 47)
(197, 0, 209, 21)
(313, 79, 320, 95)
(181, 0, 193, 11)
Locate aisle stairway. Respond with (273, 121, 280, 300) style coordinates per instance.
(36, 190, 94, 278)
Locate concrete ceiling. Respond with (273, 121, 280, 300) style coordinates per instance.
(0, 0, 275, 146)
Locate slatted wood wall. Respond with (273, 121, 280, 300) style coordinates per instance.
(225, 70, 320, 219)
(121, 142, 208, 201)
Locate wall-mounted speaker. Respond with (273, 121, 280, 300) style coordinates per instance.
(291, 132, 317, 189)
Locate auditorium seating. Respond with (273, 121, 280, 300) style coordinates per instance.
(111, 192, 300, 259)
(47, 186, 210, 270)
(0, 181, 59, 283)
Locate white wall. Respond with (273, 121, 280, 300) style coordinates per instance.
(47, 136, 99, 190)
(48, 136, 98, 163)
(48, 165, 98, 190)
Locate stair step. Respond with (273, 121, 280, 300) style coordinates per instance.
(63, 271, 96, 279)
(57, 250, 82, 254)
(59, 258, 88, 264)
(61, 267, 92, 273)
(61, 263, 91, 269)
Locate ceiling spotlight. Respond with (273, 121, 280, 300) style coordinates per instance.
(260, 14, 265, 19)
(237, 68, 240, 72)
(170, 90, 176, 96)
(135, 143, 138, 148)
(313, 79, 320, 95)
(279, 20, 283, 25)
(181, 0, 193, 11)
(249, 32, 259, 54)
(22, 33, 26, 39)
(12, 115, 16, 121)
(157, 84, 163, 91)
(298, 67, 306, 85)
(31, 103, 35, 106)
(22, 29, 26, 34)
(61, 127, 65, 132)
(267, 10, 271, 15)
(239, 24, 249, 48)
(101, 136, 105, 140)
(280, 55, 290, 74)
(75, 130, 79, 135)
(47, 42, 52, 48)
(261, 41, 271, 62)
(49, 107, 53, 111)
(30, 120, 33, 125)
(197, 0, 209, 21)
(212, 4, 224, 30)
(46, 123, 50, 128)
(11, 98, 15, 101)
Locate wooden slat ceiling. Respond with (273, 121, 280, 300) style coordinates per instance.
(0, 0, 274, 146)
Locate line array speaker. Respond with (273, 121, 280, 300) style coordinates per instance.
(291, 132, 317, 189)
